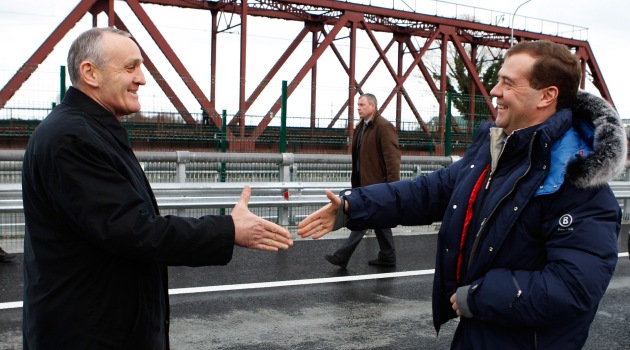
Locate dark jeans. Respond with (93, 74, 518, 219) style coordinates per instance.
(332, 228, 395, 265)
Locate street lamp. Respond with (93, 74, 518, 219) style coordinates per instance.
(510, 0, 532, 47)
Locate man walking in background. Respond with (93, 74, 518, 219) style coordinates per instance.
(324, 93, 401, 269)
(0, 246, 16, 262)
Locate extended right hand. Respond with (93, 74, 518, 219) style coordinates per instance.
(296, 190, 340, 239)
(232, 186, 293, 251)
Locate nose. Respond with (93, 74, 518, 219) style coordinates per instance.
(489, 83, 499, 98)
(136, 66, 147, 86)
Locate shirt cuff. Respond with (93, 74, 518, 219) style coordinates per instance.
(456, 285, 474, 318)
(332, 196, 349, 231)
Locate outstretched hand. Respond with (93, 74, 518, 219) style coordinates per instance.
(232, 185, 293, 251)
(296, 190, 340, 239)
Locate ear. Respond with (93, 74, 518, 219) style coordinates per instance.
(538, 86, 558, 109)
(79, 61, 100, 88)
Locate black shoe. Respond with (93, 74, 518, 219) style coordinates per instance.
(325, 254, 347, 269)
(0, 248, 16, 263)
(368, 258, 396, 267)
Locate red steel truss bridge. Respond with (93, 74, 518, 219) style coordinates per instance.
(0, 0, 613, 152)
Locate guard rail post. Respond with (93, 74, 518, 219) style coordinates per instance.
(176, 151, 190, 216)
(278, 153, 294, 225)
(413, 165, 422, 177)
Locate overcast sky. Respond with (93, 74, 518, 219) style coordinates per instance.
(0, 0, 628, 122)
(461, 0, 629, 118)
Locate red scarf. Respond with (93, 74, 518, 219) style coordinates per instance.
(456, 164, 490, 283)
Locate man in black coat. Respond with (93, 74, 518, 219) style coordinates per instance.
(21, 27, 293, 349)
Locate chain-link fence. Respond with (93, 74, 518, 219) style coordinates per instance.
(0, 65, 501, 155)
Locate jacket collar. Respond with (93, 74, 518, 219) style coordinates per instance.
(563, 90, 627, 188)
(532, 91, 626, 189)
(485, 91, 626, 190)
(358, 111, 383, 128)
(62, 86, 132, 150)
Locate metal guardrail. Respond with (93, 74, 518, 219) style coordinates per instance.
(0, 149, 457, 225)
(0, 150, 459, 165)
(1, 176, 630, 256)
(3, 181, 630, 215)
(0, 149, 458, 182)
(2, 151, 630, 229)
(0, 181, 351, 224)
(0, 181, 343, 203)
(152, 182, 350, 213)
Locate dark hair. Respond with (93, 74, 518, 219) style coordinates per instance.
(506, 40, 581, 109)
(67, 27, 132, 86)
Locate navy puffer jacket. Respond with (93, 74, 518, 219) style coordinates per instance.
(340, 91, 626, 349)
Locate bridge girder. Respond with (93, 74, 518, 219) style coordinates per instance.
(0, 0, 612, 153)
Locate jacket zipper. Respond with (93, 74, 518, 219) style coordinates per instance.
(509, 274, 523, 308)
(467, 132, 539, 269)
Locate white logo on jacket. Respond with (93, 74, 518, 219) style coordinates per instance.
(559, 214, 573, 228)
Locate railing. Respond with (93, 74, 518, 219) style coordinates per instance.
(1, 150, 630, 254)
(0, 150, 458, 251)
(0, 150, 459, 183)
(0, 181, 349, 224)
(4, 179, 630, 215)
(346, 0, 589, 40)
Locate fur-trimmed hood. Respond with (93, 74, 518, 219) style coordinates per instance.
(566, 90, 627, 188)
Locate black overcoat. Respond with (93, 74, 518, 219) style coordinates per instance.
(22, 87, 235, 349)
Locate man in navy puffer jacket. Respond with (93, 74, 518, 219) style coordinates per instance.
(298, 40, 626, 349)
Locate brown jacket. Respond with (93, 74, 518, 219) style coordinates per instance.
(351, 112, 401, 187)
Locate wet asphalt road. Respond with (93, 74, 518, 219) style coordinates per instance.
(0, 232, 629, 350)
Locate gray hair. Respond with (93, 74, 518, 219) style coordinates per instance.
(67, 27, 132, 86)
(360, 93, 378, 107)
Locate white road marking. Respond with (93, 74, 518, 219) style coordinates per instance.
(168, 269, 435, 295)
(2, 252, 628, 311)
(1, 270, 435, 310)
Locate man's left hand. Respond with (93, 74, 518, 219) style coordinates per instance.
(450, 293, 461, 317)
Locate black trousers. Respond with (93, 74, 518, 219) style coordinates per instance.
(332, 228, 396, 265)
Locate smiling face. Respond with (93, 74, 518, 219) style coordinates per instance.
(87, 32, 146, 119)
(490, 53, 555, 135)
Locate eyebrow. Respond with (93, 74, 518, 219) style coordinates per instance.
(125, 58, 143, 66)
(500, 74, 515, 85)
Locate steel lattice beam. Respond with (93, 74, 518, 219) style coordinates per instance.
(0, 0, 614, 154)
